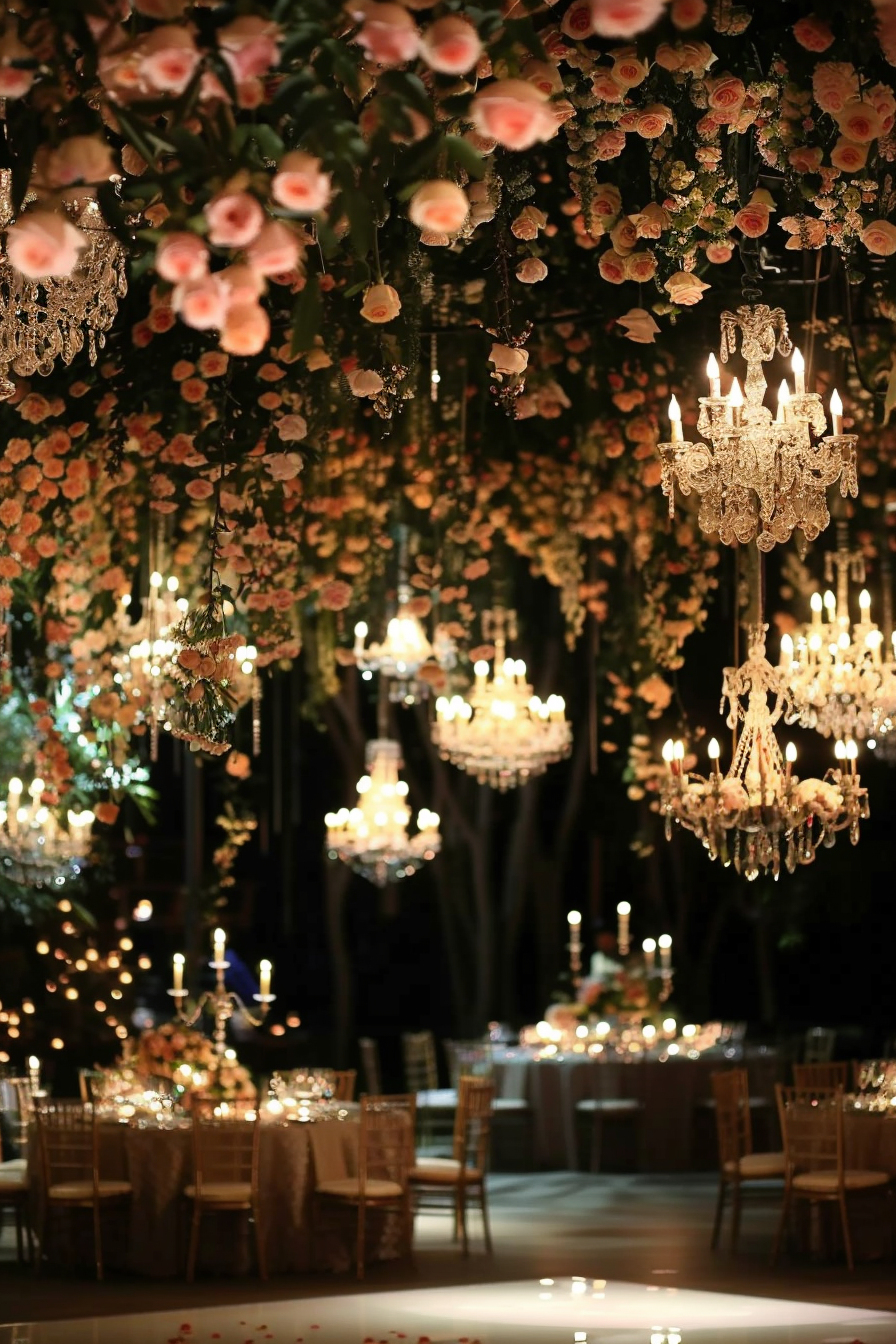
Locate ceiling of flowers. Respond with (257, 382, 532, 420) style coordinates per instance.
(2, 0, 896, 912)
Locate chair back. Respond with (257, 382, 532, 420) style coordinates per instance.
(776, 1084, 844, 1182)
(710, 1068, 753, 1169)
(402, 1030, 438, 1092)
(333, 1069, 357, 1103)
(0, 1077, 32, 1161)
(803, 1026, 836, 1064)
(35, 1100, 97, 1192)
(358, 1038, 382, 1095)
(444, 1040, 492, 1089)
(78, 1068, 105, 1104)
(453, 1076, 495, 1173)
(191, 1104, 260, 1197)
(359, 1094, 415, 1193)
(793, 1061, 849, 1090)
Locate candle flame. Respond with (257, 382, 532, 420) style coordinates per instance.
(792, 347, 804, 374)
(668, 394, 681, 419)
(830, 387, 843, 415)
(706, 352, 720, 378)
(728, 377, 744, 407)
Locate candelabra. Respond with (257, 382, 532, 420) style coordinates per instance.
(0, 776, 94, 884)
(781, 534, 896, 743)
(432, 608, 571, 789)
(659, 627, 868, 880)
(658, 304, 858, 552)
(168, 929, 274, 1060)
(325, 737, 441, 887)
(0, 172, 128, 399)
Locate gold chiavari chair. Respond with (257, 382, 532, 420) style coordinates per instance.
(411, 1075, 494, 1255)
(185, 1099, 265, 1282)
(773, 1083, 890, 1271)
(333, 1070, 357, 1103)
(34, 1099, 132, 1280)
(404, 1031, 454, 1155)
(77, 1069, 104, 1104)
(710, 1068, 785, 1254)
(793, 1061, 849, 1090)
(314, 1093, 415, 1280)
(358, 1037, 382, 1095)
(0, 1079, 31, 1265)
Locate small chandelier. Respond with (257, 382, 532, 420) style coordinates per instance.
(114, 569, 187, 760)
(353, 588, 434, 703)
(0, 171, 128, 399)
(0, 777, 94, 885)
(659, 627, 868, 881)
(659, 303, 858, 552)
(325, 738, 441, 887)
(432, 608, 571, 790)
(780, 536, 896, 744)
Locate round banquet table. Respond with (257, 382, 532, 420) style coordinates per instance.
(30, 1111, 400, 1277)
(491, 1047, 784, 1171)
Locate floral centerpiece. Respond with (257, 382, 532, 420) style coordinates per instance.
(135, 1021, 256, 1103)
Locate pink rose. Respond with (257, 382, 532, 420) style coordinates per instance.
(670, 0, 706, 27)
(624, 250, 657, 281)
(6, 210, 86, 279)
(861, 219, 896, 255)
(470, 79, 555, 151)
(408, 180, 469, 234)
(663, 270, 710, 305)
(217, 15, 281, 81)
(598, 249, 628, 283)
(420, 16, 482, 75)
(220, 301, 271, 355)
(612, 53, 649, 87)
(271, 151, 331, 215)
(156, 231, 209, 283)
(630, 202, 668, 239)
(706, 74, 746, 124)
(591, 182, 623, 225)
(218, 263, 264, 306)
(589, 0, 667, 39)
(263, 452, 303, 481)
(793, 16, 834, 50)
(40, 135, 115, 187)
(705, 240, 734, 263)
(869, 82, 896, 135)
(788, 145, 823, 173)
(511, 205, 548, 240)
(830, 138, 869, 172)
(734, 202, 771, 238)
(204, 192, 264, 248)
(593, 128, 627, 159)
(812, 62, 859, 114)
(834, 99, 882, 144)
(678, 39, 715, 73)
(610, 216, 638, 251)
(275, 414, 308, 441)
(591, 71, 626, 103)
(616, 307, 660, 343)
(0, 26, 35, 99)
(174, 275, 228, 330)
(561, 1, 595, 38)
(360, 283, 401, 323)
(349, 1, 419, 66)
(138, 24, 201, 95)
(245, 220, 302, 276)
(489, 343, 528, 375)
(521, 60, 564, 96)
(347, 368, 384, 397)
(635, 103, 671, 138)
(655, 42, 684, 71)
(516, 257, 548, 283)
(319, 580, 353, 611)
(780, 215, 827, 249)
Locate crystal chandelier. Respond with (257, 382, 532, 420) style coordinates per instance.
(353, 587, 434, 703)
(780, 535, 896, 745)
(432, 608, 571, 790)
(0, 776, 94, 885)
(658, 304, 858, 552)
(114, 569, 187, 760)
(659, 627, 868, 881)
(0, 171, 128, 399)
(325, 737, 441, 887)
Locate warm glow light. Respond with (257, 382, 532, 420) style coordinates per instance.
(830, 388, 843, 416)
(792, 347, 804, 376)
(785, 742, 797, 763)
(708, 737, 720, 760)
(616, 901, 631, 916)
(728, 376, 743, 407)
(567, 909, 581, 926)
(706, 352, 720, 380)
(668, 394, 681, 420)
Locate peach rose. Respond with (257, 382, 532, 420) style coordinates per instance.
(156, 232, 209, 283)
(420, 15, 482, 74)
(635, 103, 671, 137)
(347, 368, 384, 397)
(787, 145, 823, 173)
(218, 263, 264, 305)
(705, 240, 734, 263)
(831, 138, 869, 172)
(274, 413, 308, 441)
(561, 0, 595, 38)
(663, 270, 710, 305)
(793, 15, 834, 50)
(516, 256, 548, 283)
(629, 202, 668, 239)
(470, 79, 555, 151)
(624, 250, 657, 281)
(861, 219, 896, 256)
(245, 220, 302, 275)
(610, 216, 638, 252)
(598, 248, 628, 283)
(138, 24, 201, 94)
(522, 60, 564, 96)
(612, 53, 649, 87)
(489, 343, 528, 375)
(780, 215, 827, 250)
(217, 14, 281, 82)
(220, 301, 271, 355)
(318, 579, 352, 611)
(589, 0, 667, 39)
(677, 39, 715, 73)
(734, 201, 771, 238)
(409, 180, 469, 234)
(174, 275, 228, 330)
(271, 151, 332, 214)
(616, 307, 660, 343)
(0, 26, 35, 99)
(591, 182, 623, 225)
(812, 62, 859, 114)
(6, 210, 86, 279)
(670, 0, 706, 27)
(360, 283, 401, 323)
(204, 191, 264, 248)
(591, 71, 625, 102)
(706, 73, 746, 123)
(593, 128, 627, 159)
(40, 135, 115, 187)
(263, 451, 303, 480)
(349, 1, 419, 66)
(869, 82, 896, 135)
(834, 99, 882, 144)
(511, 205, 548, 240)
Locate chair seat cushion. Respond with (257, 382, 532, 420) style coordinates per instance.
(48, 1180, 131, 1201)
(698, 1097, 770, 1110)
(494, 1098, 530, 1112)
(416, 1089, 458, 1109)
(724, 1151, 786, 1178)
(793, 1168, 890, 1193)
(0, 1159, 27, 1174)
(316, 1177, 403, 1200)
(576, 1098, 643, 1114)
(0, 1174, 27, 1194)
(410, 1157, 483, 1184)
(184, 1181, 253, 1203)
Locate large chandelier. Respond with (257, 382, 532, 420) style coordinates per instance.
(0, 777, 94, 885)
(780, 536, 896, 745)
(0, 172, 127, 399)
(658, 304, 858, 552)
(325, 737, 441, 887)
(353, 587, 434, 703)
(432, 608, 571, 790)
(659, 627, 868, 881)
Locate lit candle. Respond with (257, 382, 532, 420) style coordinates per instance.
(642, 937, 656, 976)
(27, 1055, 40, 1094)
(792, 347, 805, 395)
(662, 738, 675, 773)
(859, 589, 871, 618)
(810, 592, 823, 628)
(353, 621, 368, 657)
(785, 741, 797, 781)
(567, 910, 582, 979)
(780, 633, 793, 668)
(213, 927, 226, 962)
(658, 933, 672, 972)
(846, 739, 858, 776)
(668, 395, 683, 442)
(706, 352, 721, 398)
(824, 589, 837, 623)
(776, 379, 790, 423)
(727, 377, 743, 426)
(173, 952, 184, 994)
(830, 388, 843, 435)
(673, 739, 686, 783)
(616, 901, 631, 957)
(708, 736, 721, 777)
(259, 959, 272, 999)
(474, 658, 489, 691)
